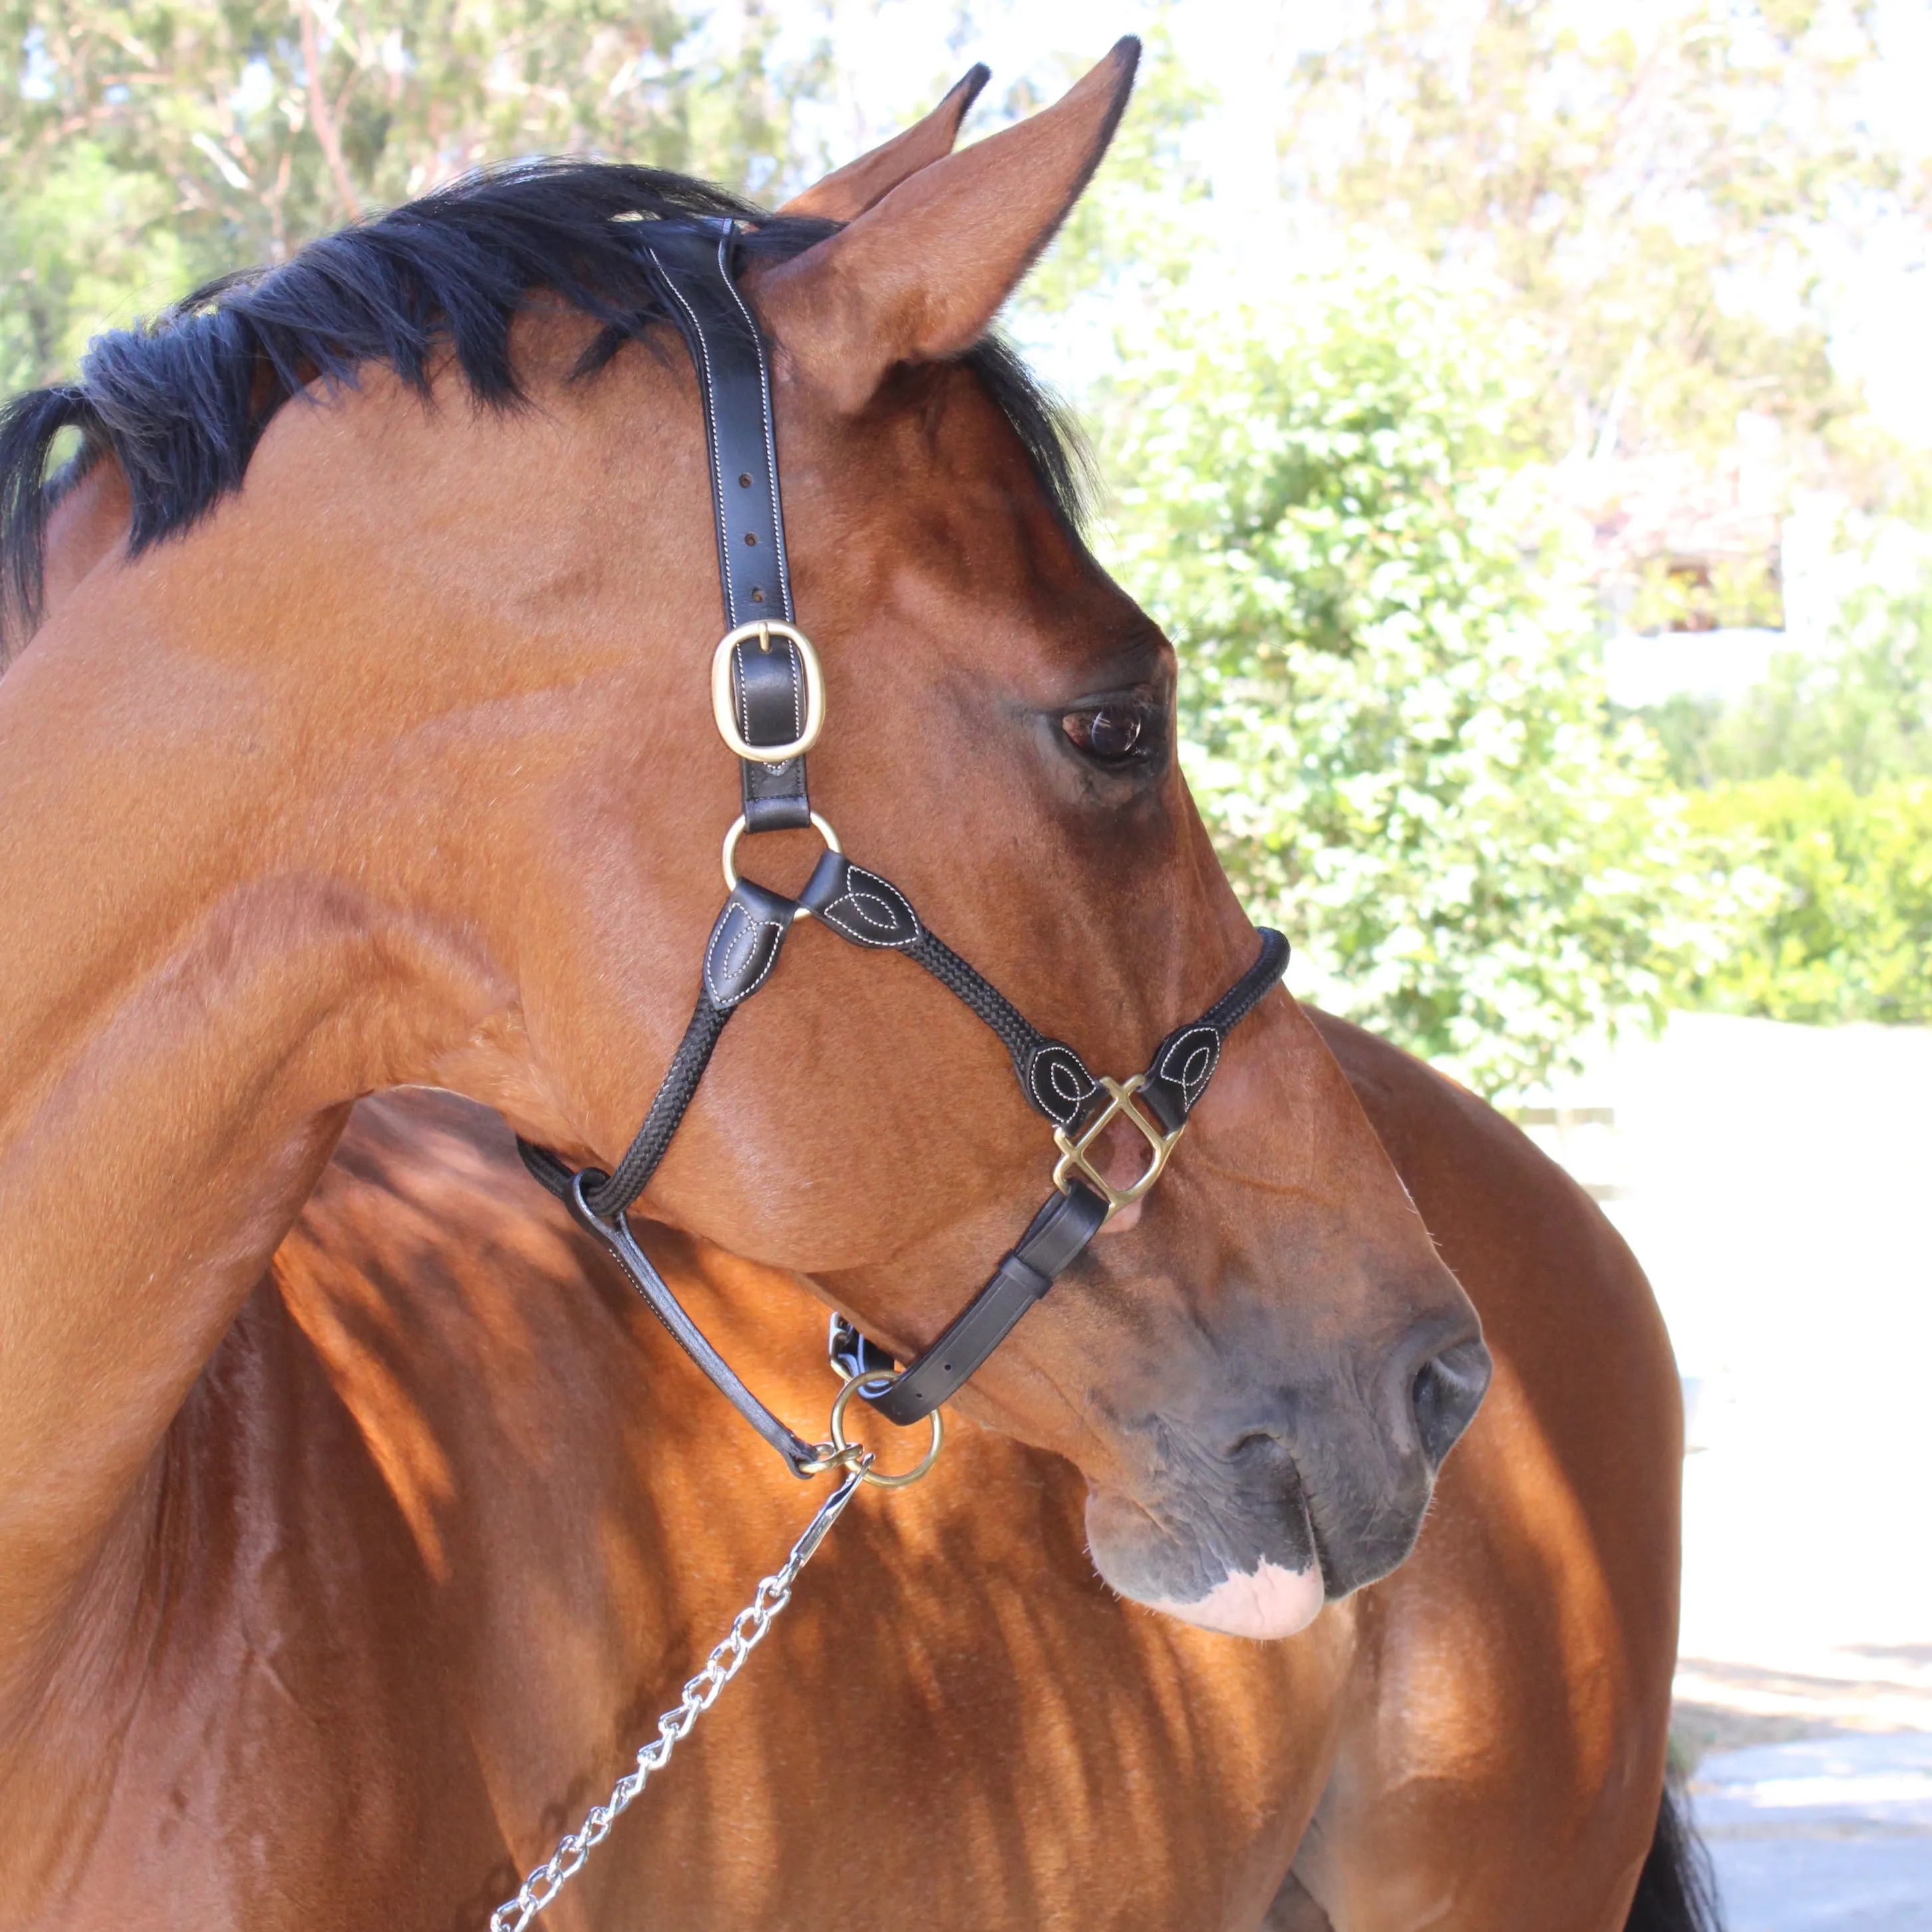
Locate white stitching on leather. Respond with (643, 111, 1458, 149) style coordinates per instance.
(704, 906, 784, 1006)
(821, 868, 920, 947)
(650, 247, 736, 627)
(1159, 1026, 1221, 1107)
(1030, 1046, 1095, 1122)
(715, 230, 792, 624)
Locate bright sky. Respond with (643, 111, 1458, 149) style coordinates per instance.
(769, 0, 1932, 446)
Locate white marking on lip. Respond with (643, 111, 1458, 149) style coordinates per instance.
(1147, 1558, 1325, 1640)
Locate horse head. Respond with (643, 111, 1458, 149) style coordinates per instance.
(0, 41, 1487, 1641)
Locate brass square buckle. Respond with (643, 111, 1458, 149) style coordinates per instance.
(1051, 1073, 1186, 1220)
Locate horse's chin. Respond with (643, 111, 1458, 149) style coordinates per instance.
(1085, 1486, 1329, 1641)
(1144, 1559, 1326, 1641)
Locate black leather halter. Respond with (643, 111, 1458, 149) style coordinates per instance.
(519, 217, 1288, 1475)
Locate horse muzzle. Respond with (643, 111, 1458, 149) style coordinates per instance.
(1082, 1314, 1492, 1640)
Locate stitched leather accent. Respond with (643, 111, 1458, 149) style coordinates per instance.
(702, 881, 795, 1009)
(1161, 1024, 1221, 1105)
(800, 854, 922, 948)
(1026, 1041, 1099, 1127)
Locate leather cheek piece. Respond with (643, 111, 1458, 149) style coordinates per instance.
(643, 218, 811, 835)
(702, 881, 797, 1008)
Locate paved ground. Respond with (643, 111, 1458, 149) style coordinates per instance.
(1529, 1015, 1932, 1929)
(1693, 1728, 1932, 1931)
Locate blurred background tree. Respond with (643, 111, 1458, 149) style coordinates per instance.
(1, 0, 829, 389)
(1276, 0, 1905, 472)
(1098, 273, 1741, 1090)
(6, 0, 1930, 1090)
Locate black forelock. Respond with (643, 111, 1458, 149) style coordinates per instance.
(0, 158, 1090, 663)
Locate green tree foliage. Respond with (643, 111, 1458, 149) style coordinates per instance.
(1634, 561, 1932, 1022)
(1, 0, 828, 391)
(1278, 0, 1915, 475)
(1687, 771, 1932, 1022)
(1649, 567, 1932, 791)
(1101, 273, 1733, 1093)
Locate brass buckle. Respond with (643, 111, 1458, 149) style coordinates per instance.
(1051, 1073, 1186, 1220)
(710, 620, 826, 764)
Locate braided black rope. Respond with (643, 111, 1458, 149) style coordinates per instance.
(1200, 930, 1292, 1037)
(518, 993, 732, 1219)
(903, 931, 1045, 1079)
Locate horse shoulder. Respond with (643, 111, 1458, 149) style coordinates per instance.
(1299, 1009, 1680, 1931)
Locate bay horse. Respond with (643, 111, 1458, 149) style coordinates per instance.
(0, 43, 1709, 1931)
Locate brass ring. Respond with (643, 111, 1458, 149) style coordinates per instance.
(710, 621, 826, 764)
(720, 812, 843, 913)
(829, 1371, 944, 1489)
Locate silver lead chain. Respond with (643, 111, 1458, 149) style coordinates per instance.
(489, 1464, 867, 1932)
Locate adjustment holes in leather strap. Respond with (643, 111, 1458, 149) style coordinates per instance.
(738, 473, 753, 487)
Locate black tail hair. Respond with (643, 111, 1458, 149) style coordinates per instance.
(1625, 1762, 1723, 1932)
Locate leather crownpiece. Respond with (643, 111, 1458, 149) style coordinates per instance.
(1026, 1041, 1099, 1127)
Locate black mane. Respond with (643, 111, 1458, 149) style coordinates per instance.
(0, 159, 1089, 662)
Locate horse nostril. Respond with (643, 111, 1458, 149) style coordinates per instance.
(1409, 1337, 1492, 1468)
(1226, 1427, 1285, 1464)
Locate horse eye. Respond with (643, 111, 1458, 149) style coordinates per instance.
(1063, 704, 1147, 763)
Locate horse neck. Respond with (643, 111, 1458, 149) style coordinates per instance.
(0, 410, 569, 1711)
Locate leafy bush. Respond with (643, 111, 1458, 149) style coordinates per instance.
(1643, 568, 1932, 793)
(1687, 773, 1932, 1023)
(1100, 273, 1734, 1095)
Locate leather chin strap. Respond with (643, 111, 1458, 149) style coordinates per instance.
(517, 217, 1289, 1474)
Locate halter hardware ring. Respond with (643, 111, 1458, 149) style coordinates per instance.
(710, 621, 826, 765)
(1051, 1073, 1187, 1220)
(721, 812, 842, 915)
(829, 1370, 944, 1488)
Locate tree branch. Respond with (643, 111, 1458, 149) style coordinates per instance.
(298, 0, 362, 221)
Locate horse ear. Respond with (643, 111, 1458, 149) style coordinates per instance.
(756, 39, 1139, 412)
(777, 65, 991, 223)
